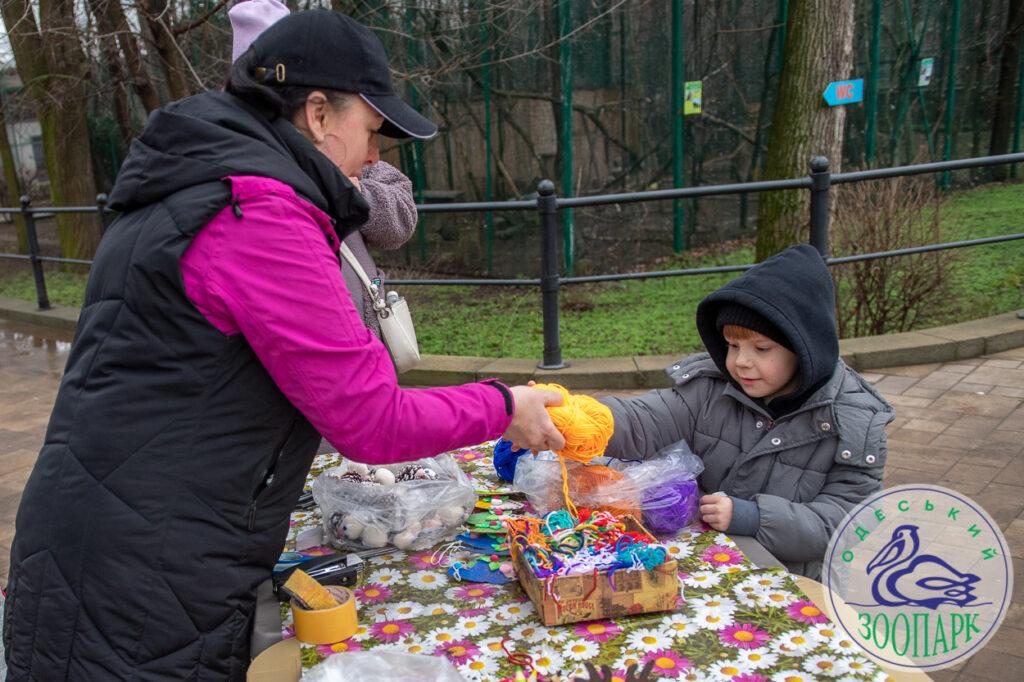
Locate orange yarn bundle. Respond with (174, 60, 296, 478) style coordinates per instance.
(569, 462, 640, 520)
(531, 383, 615, 516)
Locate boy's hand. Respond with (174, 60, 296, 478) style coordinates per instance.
(699, 494, 733, 531)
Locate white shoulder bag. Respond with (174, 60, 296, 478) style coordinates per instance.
(338, 243, 420, 373)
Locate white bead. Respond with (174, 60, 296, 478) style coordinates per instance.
(342, 515, 364, 540)
(347, 461, 369, 477)
(361, 525, 388, 548)
(374, 468, 396, 485)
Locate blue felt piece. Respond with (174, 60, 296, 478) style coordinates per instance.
(456, 533, 510, 555)
(493, 439, 527, 482)
(447, 559, 515, 584)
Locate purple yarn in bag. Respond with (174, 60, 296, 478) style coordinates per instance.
(641, 477, 699, 535)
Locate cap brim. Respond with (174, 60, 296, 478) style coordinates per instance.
(361, 93, 437, 140)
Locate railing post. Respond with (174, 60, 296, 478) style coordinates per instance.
(22, 195, 50, 311)
(537, 180, 565, 370)
(96, 193, 111, 234)
(808, 156, 831, 257)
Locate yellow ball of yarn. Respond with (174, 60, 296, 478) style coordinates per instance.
(531, 383, 614, 462)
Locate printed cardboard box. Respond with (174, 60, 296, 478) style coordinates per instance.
(510, 516, 680, 626)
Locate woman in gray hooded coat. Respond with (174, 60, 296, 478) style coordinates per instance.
(601, 245, 895, 579)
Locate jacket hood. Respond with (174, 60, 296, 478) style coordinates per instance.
(109, 91, 368, 234)
(696, 244, 839, 398)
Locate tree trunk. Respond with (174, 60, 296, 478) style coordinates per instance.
(139, 0, 191, 102)
(756, 0, 855, 261)
(0, 100, 27, 253)
(989, 0, 1024, 179)
(2, 0, 101, 261)
(90, 0, 162, 115)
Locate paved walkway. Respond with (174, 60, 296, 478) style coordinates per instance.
(0, 317, 1021, 680)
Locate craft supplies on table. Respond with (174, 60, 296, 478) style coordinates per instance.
(278, 446, 888, 682)
(507, 510, 679, 626)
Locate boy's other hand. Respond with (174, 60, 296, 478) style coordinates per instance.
(699, 494, 733, 531)
(504, 385, 565, 453)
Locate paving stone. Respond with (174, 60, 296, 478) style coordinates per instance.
(992, 386, 1024, 399)
(903, 386, 947, 399)
(902, 418, 950, 434)
(885, 393, 937, 408)
(876, 363, 944, 378)
(889, 428, 941, 445)
(948, 382, 997, 394)
(940, 363, 980, 375)
(961, 366, 1024, 389)
(982, 358, 1023, 369)
(1005, 519, 1024, 560)
(874, 375, 924, 395)
(931, 393, 1022, 418)
(997, 459, 1024, 487)
(916, 371, 968, 390)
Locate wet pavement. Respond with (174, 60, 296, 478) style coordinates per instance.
(0, 317, 1021, 679)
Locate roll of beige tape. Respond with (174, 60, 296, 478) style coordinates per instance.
(291, 586, 359, 645)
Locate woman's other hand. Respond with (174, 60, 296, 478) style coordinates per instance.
(699, 494, 733, 531)
(505, 385, 566, 453)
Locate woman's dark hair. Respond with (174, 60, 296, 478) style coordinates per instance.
(225, 47, 353, 121)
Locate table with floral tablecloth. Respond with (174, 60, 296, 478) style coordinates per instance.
(281, 444, 884, 682)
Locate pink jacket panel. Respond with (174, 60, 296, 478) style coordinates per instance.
(180, 175, 512, 463)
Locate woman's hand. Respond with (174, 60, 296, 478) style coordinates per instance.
(699, 494, 733, 531)
(504, 385, 566, 453)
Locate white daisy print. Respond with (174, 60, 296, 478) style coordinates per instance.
(659, 613, 695, 640)
(613, 650, 644, 671)
(367, 567, 404, 585)
(510, 623, 544, 642)
(692, 594, 738, 619)
(419, 602, 457, 617)
(458, 657, 499, 682)
(803, 654, 844, 677)
(751, 586, 796, 608)
(663, 541, 694, 559)
(694, 610, 735, 630)
(453, 616, 487, 637)
(808, 622, 840, 643)
(770, 629, 817, 657)
(706, 659, 751, 680)
(562, 638, 600, 662)
(349, 624, 372, 642)
(679, 671, 716, 682)
(475, 636, 512, 658)
(738, 573, 784, 591)
(423, 627, 460, 646)
(713, 533, 733, 546)
(367, 551, 406, 566)
(530, 647, 564, 677)
(490, 602, 533, 624)
(770, 671, 813, 682)
(736, 647, 778, 670)
(835, 655, 877, 676)
(828, 634, 861, 656)
(398, 636, 430, 655)
(408, 570, 448, 590)
(625, 627, 672, 652)
(534, 626, 570, 644)
(382, 600, 423, 620)
(682, 570, 723, 589)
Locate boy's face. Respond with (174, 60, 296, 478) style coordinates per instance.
(724, 328, 799, 400)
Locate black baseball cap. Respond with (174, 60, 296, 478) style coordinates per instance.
(250, 10, 437, 140)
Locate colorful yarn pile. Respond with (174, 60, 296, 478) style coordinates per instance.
(530, 383, 614, 516)
(506, 509, 668, 580)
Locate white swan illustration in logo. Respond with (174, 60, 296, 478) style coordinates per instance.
(856, 524, 986, 610)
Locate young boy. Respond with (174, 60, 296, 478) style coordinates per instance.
(601, 244, 894, 579)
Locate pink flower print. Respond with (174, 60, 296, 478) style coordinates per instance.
(370, 620, 415, 642)
(354, 583, 392, 604)
(573, 620, 622, 643)
(454, 584, 497, 601)
(315, 639, 362, 656)
(435, 639, 481, 665)
(458, 606, 492, 617)
(787, 599, 829, 624)
(454, 450, 484, 462)
(641, 650, 691, 677)
(410, 552, 446, 570)
(718, 623, 771, 649)
(701, 544, 743, 566)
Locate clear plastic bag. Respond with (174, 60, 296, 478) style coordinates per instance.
(312, 454, 476, 552)
(514, 443, 704, 536)
(303, 650, 465, 682)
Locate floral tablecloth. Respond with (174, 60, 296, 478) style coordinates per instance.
(282, 444, 884, 682)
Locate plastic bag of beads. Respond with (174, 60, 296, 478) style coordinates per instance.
(312, 454, 476, 552)
(513, 454, 641, 519)
(612, 441, 704, 536)
(304, 650, 465, 682)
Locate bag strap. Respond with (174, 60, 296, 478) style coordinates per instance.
(338, 242, 386, 311)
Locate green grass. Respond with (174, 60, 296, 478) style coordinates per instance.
(2, 182, 1021, 358)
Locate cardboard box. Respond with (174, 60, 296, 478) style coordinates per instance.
(510, 516, 680, 626)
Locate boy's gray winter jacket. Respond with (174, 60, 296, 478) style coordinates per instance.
(601, 245, 895, 579)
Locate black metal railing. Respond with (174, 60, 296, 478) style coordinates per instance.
(2, 153, 1023, 368)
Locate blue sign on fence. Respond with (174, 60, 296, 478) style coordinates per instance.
(823, 78, 864, 106)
